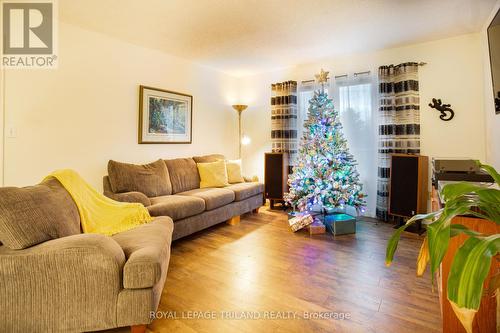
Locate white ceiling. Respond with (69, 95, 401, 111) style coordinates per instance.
(60, 0, 497, 77)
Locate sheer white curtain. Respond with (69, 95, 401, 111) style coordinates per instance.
(297, 74, 377, 217)
(334, 74, 377, 217)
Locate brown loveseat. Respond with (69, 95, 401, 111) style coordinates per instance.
(103, 154, 264, 240)
(0, 178, 173, 333)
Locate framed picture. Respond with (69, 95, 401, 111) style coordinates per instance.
(139, 85, 193, 144)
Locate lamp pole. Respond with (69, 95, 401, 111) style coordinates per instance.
(232, 104, 248, 159)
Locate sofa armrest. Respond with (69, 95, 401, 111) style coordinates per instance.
(112, 217, 173, 289)
(104, 191, 151, 207)
(0, 234, 126, 332)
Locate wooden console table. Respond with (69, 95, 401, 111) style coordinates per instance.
(432, 188, 499, 333)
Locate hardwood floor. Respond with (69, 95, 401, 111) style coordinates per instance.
(109, 207, 441, 333)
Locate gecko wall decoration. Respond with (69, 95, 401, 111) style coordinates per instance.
(428, 98, 454, 121)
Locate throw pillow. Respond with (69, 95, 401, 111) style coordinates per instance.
(0, 178, 81, 250)
(197, 160, 229, 188)
(223, 159, 245, 183)
(108, 159, 172, 197)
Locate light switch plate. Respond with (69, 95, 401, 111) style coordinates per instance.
(7, 126, 16, 138)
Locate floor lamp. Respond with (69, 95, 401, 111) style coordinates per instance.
(232, 104, 248, 159)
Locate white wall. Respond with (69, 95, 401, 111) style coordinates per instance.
(482, 0, 500, 169)
(239, 33, 487, 215)
(3, 22, 239, 189)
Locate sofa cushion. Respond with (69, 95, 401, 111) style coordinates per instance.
(108, 159, 172, 197)
(197, 160, 229, 188)
(193, 154, 225, 163)
(225, 182, 264, 201)
(164, 158, 200, 193)
(112, 216, 173, 289)
(178, 188, 235, 211)
(0, 178, 81, 249)
(148, 195, 205, 220)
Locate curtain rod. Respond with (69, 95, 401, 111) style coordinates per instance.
(302, 70, 371, 83)
(301, 62, 427, 83)
(354, 70, 370, 76)
(334, 70, 371, 79)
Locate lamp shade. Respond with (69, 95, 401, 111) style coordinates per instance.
(232, 104, 248, 113)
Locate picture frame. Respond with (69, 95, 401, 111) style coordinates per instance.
(139, 85, 193, 144)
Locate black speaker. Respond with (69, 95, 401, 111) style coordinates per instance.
(389, 154, 428, 218)
(264, 152, 288, 209)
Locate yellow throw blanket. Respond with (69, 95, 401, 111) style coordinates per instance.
(45, 169, 152, 235)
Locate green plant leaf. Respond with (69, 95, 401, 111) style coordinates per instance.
(467, 210, 497, 222)
(385, 224, 411, 267)
(439, 182, 500, 224)
(476, 188, 500, 204)
(447, 235, 500, 333)
(478, 162, 500, 185)
(445, 189, 500, 224)
(441, 182, 483, 202)
(474, 189, 500, 223)
(416, 236, 429, 276)
(385, 211, 440, 267)
(426, 200, 475, 276)
(448, 235, 500, 307)
(427, 217, 451, 277)
(450, 224, 483, 238)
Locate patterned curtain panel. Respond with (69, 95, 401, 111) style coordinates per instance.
(271, 81, 298, 166)
(376, 62, 420, 221)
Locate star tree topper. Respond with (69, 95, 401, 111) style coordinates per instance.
(314, 68, 330, 89)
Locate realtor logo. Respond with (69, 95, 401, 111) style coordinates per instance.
(1, 0, 58, 68)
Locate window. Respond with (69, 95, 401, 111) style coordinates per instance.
(334, 75, 377, 217)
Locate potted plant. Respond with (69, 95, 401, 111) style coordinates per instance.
(385, 162, 500, 333)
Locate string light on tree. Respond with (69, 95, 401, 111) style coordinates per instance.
(284, 69, 366, 213)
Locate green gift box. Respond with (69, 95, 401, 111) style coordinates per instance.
(323, 213, 356, 235)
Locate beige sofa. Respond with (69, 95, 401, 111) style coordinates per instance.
(0, 178, 173, 333)
(103, 154, 265, 240)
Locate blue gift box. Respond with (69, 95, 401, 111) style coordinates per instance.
(323, 213, 356, 235)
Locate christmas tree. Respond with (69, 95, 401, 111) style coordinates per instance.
(285, 69, 365, 213)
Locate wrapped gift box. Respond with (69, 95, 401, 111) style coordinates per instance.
(288, 213, 313, 232)
(307, 219, 326, 235)
(324, 213, 356, 235)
